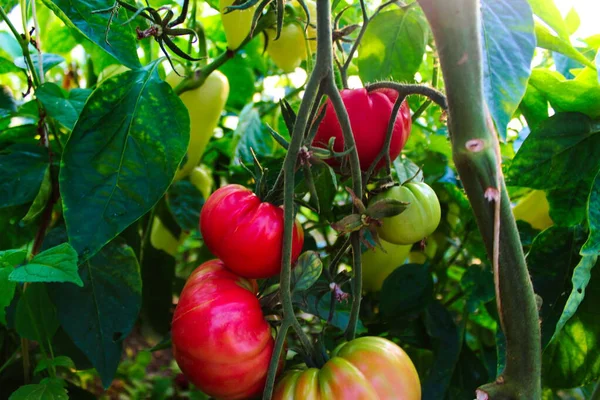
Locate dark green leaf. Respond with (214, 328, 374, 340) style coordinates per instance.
(0, 250, 24, 325)
(15, 283, 59, 342)
(357, 8, 428, 83)
(0, 0, 18, 13)
(481, 0, 536, 139)
(393, 156, 423, 184)
(9, 243, 82, 286)
(448, 345, 489, 399)
(507, 113, 600, 189)
(0, 205, 39, 250)
(47, 238, 142, 388)
(14, 53, 65, 75)
(8, 378, 68, 400)
(295, 291, 367, 334)
(36, 83, 92, 130)
(219, 54, 255, 110)
(527, 226, 584, 347)
(460, 265, 495, 313)
(546, 176, 594, 227)
(519, 84, 548, 131)
(380, 264, 433, 318)
(542, 260, 600, 388)
(582, 172, 600, 255)
(0, 85, 16, 117)
(167, 180, 204, 231)
(40, 0, 141, 69)
(60, 61, 189, 261)
(22, 167, 51, 222)
(296, 163, 337, 219)
(34, 356, 76, 375)
(231, 105, 281, 165)
(0, 144, 49, 208)
(292, 251, 322, 293)
(422, 301, 462, 399)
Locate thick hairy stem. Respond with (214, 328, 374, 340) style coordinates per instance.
(417, 1, 541, 399)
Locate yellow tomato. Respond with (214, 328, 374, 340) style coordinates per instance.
(266, 23, 308, 73)
(220, 0, 257, 50)
(512, 190, 553, 230)
(361, 239, 411, 292)
(166, 70, 229, 180)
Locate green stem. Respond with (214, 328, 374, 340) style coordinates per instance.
(417, 1, 541, 399)
(261, 321, 290, 400)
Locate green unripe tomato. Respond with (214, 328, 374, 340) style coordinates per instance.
(189, 165, 213, 200)
(372, 182, 442, 245)
(166, 69, 229, 180)
(361, 239, 411, 292)
(220, 0, 257, 50)
(266, 23, 308, 72)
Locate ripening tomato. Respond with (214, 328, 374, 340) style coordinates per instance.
(166, 69, 229, 180)
(372, 182, 441, 245)
(172, 260, 277, 400)
(220, 0, 257, 50)
(273, 336, 421, 400)
(200, 184, 304, 279)
(361, 240, 411, 292)
(266, 23, 308, 73)
(312, 88, 411, 171)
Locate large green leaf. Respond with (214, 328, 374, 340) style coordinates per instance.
(542, 260, 600, 388)
(14, 53, 65, 75)
(9, 243, 82, 287)
(0, 85, 16, 117)
(582, 172, 600, 255)
(528, 0, 570, 40)
(231, 105, 281, 166)
(0, 144, 49, 208)
(9, 378, 68, 400)
(47, 238, 142, 388)
(35, 83, 92, 130)
(40, 0, 141, 69)
(60, 61, 189, 260)
(140, 242, 175, 336)
(507, 113, 600, 190)
(481, 0, 536, 139)
(357, 8, 428, 83)
(534, 23, 596, 70)
(167, 180, 204, 231)
(529, 68, 600, 119)
(0, 249, 25, 325)
(219, 53, 255, 111)
(380, 264, 433, 318)
(15, 283, 60, 343)
(546, 176, 594, 227)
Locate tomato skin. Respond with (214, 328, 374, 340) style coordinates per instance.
(372, 182, 441, 245)
(220, 0, 257, 50)
(312, 88, 411, 171)
(273, 337, 421, 400)
(361, 239, 411, 292)
(172, 259, 275, 400)
(200, 184, 304, 279)
(166, 70, 229, 180)
(266, 23, 308, 73)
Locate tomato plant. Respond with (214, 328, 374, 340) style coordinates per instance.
(272, 337, 420, 399)
(372, 182, 441, 245)
(220, 0, 257, 50)
(172, 259, 277, 400)
(266, 23, 308, 73)
(361, 240, 411, 292)
(200, 184, 304, 279)
(312, 88, 411, 171)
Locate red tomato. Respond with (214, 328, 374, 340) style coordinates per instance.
(172, 259, 277, 400)
(312, 88, 411, 171)
(200, 184, 304, 279)
(273, 336, 421, 400)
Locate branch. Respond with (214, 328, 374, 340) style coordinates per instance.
(417, 0, 541, 398)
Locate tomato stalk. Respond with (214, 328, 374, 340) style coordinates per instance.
(417, 0, 541, 398)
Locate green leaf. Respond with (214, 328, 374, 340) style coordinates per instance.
(519, 84, 548, 131)
(40, 0, 141, 69)
(0, 31, 22, 59)
(380, 264, 433, 318)
(9, 378, 68, 400)
(219, 54, 255, 111)
(357, 8, 428, 83)
(34, 356, 76, 375)
(35, 83, 92, 130)
(231, 105, 281, 165)
(22, 167, 52, 222)
(527, 226, 584, 347)
(534, 23, 595, 69)
(394, 156, 423, 184)
(481, 0, 536, 139)
(140, 243, 175, 336)
(47, 238, 142, 388)
(422, 301, 462, 399)
(546, 176, 594, 227)
(529, 68, 600, 118)
(507, 113, 600, 190)
(460, 265, 496, 314)
(167, 180, 204, 231)
(528, 0, 570, 40)
(291, 251, 322, 293)
(0, 56, 21, 75)
(0, 144, 49, 208)
(60, 61, 189, 261)
(14, 53, 65, 75)
(296, 163, 337, 219)
(0, 85, 17, 117)
(9, 243, 82, 286)
(15, 283, 59, 343)
(0, 250, 24, 325)
(582, 172, 600, 255)
(542, 260, 600, 388)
